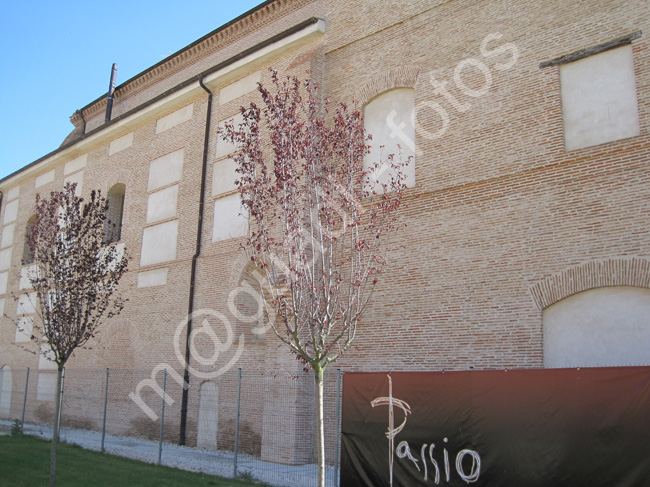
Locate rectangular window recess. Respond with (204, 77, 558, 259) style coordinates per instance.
(540, 30, 642, 68)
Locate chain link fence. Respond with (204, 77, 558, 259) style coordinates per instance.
(0, 366, 342, 487)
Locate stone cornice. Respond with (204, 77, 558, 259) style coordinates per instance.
(73, 0, 315, 125)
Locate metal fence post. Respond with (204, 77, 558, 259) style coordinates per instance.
(101, 368, 109, 451)
(158, 369, 167, 465)
(20, 368, 30, 433)
(334, 369, 342, 487)
(57, 367, 65, 440)
(233, 367, 242, 478)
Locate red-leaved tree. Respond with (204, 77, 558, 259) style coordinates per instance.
(221, 70, 409, 486)
(16, 183, 128, 487)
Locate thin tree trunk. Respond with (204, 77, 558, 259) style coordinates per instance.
(50, 366, 63, 487)
(314, 365, 326, 487)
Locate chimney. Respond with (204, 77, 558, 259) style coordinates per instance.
(105, 63, 118, 123)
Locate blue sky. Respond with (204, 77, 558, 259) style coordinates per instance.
(0, 0, 263, 181)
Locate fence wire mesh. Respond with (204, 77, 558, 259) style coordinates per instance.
(0, 367, 342, 487)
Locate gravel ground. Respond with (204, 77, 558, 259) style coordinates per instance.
(0, 419, 338, 487)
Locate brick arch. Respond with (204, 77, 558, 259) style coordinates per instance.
(355, 66, 421, 106)
(529, 258, 650, 310)
(227, 251, 256, 291)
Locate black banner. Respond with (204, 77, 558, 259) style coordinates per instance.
(341, 367, 650, 487)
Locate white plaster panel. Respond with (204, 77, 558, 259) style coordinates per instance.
(216, 113, 244, 158)
(219, 71, 261, 105)
(197, 382, 219, 449)
(109, 132, 134, 155)
(544, 286, 650, 368)
(64, 171, 84, 195)
(16, 292, 37, 315)
(15, 316, 33, 343)
(0, 298, 4, 316)
(140, 220, 179, 266)
(20, 265, 38, 290)
(147, 149, 184, 192)
(36, 372, 57, 401)
(6, 186, 19, 201)
(0, 272, 7, 294)
(146, 185, 179, 224)
(561, 46, 641, 151)
(212, 159, 239, 196)
(64, 154, 88, 175)
(3, 200, 19, 225)
(364, 88, 416, 189)
(103, 242, 126, 273)
(35, 169, 55, 188)
(212, 194, 248, 242)
(38, 345, 58, 370)
(156, 104, 194, 134)
(1, 223, 14, 249)
(0, 248, 11, 271)
(137, 268, 169, 288)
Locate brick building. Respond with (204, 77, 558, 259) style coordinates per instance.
(0, 0, 648, 465)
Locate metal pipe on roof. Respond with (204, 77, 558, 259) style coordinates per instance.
(105, 63, 118, 123)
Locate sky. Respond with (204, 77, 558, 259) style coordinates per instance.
(0, 0, 263, 181)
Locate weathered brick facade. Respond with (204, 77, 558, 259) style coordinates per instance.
(0, 0, 648, 463)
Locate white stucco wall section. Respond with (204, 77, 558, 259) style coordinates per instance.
(544, 286, 650, 368)
(140, 220, 179, 266)
(35, 169, 55, 188)
(19, 265, 38, 290)
(64, 170, 84, 195)
(3, 200, 19, 225)
(561, 45, 640, 151)
(36, 372, 57, 401)
(219, 71, 261, 104)
(7, 186, 19, 201)
(0, 248, 12, 271)
(212, 159, 238, 196)
(216, 113, 244, 158)
(137, 268, 169, 288)
(156, 104, 194, 134)
(146, 185, 179, 224)
(147, 149, 184, 192)
(15, 316, 33, 343)
(364, 88, 416, 189)
(16, 292, 37, 315)
(109, 132, 134, 156)
(0, 272, 7, 294)
(64, 154, 88, 175)
(212, 194, 248, 242)
(1, 223, 15, 249)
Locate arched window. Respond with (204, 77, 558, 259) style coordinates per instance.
(364, 88, 416, 189)
(22, 215, 37, 265)
(197, 382, 218, 449)
(232, 263, 267, 343)
(0, 365, 12, 417)
(103, 184, 125, 244)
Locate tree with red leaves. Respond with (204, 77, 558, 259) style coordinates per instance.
(17, 183, 128, 487)
(221, 69, 408, 487)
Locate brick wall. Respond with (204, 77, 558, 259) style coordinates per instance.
(0, 0, 648, 462)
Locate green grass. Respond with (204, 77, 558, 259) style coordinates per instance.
(0, 435, 269, 487)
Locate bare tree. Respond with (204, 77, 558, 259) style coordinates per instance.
(221, 70, 408, 487)
(16, 183, 128, 487)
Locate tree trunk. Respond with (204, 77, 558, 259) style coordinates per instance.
(50, 366, 63, 487)
(314, 365, 326, 487)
